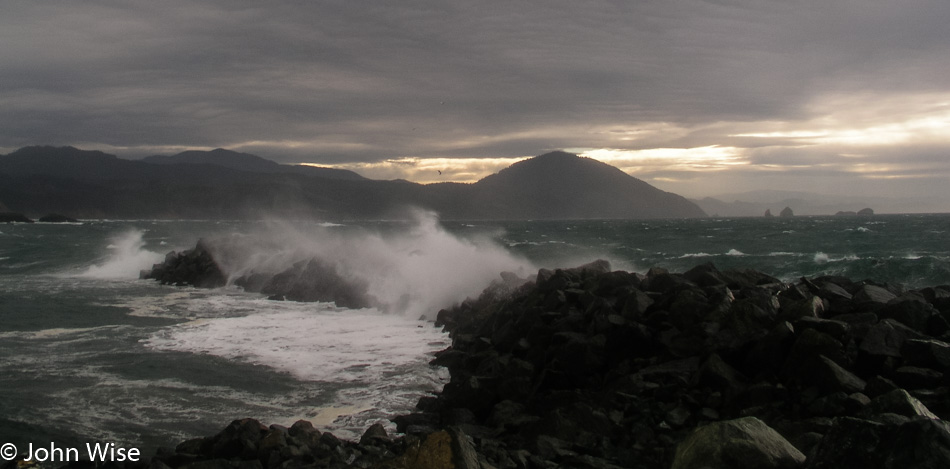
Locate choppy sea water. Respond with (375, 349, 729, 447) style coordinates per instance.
(1, 214, 948, 453)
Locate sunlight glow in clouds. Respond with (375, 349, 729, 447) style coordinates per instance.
(577, 146, 749, 173)
(316, 156, 530, 183)
(733, 93, 950, 147)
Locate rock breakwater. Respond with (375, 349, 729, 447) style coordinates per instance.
(133, 254, 950, 468)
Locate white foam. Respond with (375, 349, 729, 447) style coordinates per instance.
(814, 252, 859, 264)
(143, 306, 450, 383)
(680, 252, 712, 258)
(80, 230, 164, 279)
(725, 249, 745, 256)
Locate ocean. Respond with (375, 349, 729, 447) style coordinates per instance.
(1, 213, 949, 454)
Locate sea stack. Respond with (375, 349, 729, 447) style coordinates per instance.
(779, 206, 794, 217)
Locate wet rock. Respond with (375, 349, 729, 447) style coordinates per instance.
(810, 355, 866, 394)
(863, 388, 938, 420)
(807, 417, 888, 469)
(879, 301, 940, 335)
(259, 258, 372, 308)
(360, 423, 390, 446)
(808, 416, 950, 468)
(854, 285, 898, 305)
(142, 239, 227, 288)
(893, 366, 944, 390)
(902, 338, 950, 368)
(671, 417, 805, 469)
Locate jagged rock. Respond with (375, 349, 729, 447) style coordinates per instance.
(781, 296, 826, 321)
(807, 417, 888, 468)
(360, 423, 391, 446)
(893, 366, 944, 389)
(859, 319, 925, 358)
(795, 316, 850, 340)
(371, 430, 454, 469)
(863, 388, 938, 420)
(902, 338, 950, 368)
(810, 355, 866, 394)
(258, 258, 372, 308)
(854, 284, 897, 304)
(878, 301, 940, 335)
(141, 239, 227, 288)
(208, 418, 268, 460)
(782, 329, 848, 385)
(816, 281, 853, 302)
(779, 207, 794, 217)
(692, 353, 747, 402)
(671, 417, 805, 469)
(808, 417, 950, 468)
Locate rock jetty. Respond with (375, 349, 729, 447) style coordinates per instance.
(131, 254, 950, 468)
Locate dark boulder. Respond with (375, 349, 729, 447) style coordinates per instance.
(258, 258, 372, 309)
(671, 417, 805, 469)
(141, 239, 227, 288)
(808, 416, 950, 468)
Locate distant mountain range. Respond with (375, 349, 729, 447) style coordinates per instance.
(143, 149, 366, 181)
(0, 146, 705, 220)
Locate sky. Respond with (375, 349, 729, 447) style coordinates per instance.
(2, 1, 950, 208)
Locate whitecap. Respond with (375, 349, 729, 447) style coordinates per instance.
(680, 252, 712, 258)
(725, 249, 745, 256)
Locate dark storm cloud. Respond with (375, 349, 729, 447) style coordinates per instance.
(2, 0, 950, 202)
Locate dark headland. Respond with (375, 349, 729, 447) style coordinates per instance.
(0, 146, 705, 220)
(125, 242, 950, 469)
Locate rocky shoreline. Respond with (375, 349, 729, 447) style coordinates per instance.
(100, 252, 950, 467)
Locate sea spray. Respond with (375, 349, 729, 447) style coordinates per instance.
(80, 230, 164, 279)
(204, 210, 536, 317)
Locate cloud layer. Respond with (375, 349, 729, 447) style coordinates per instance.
(2, 1, 950, 205)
